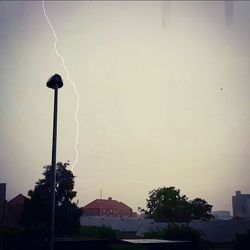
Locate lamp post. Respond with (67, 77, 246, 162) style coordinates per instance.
(47, 74, 63, 250)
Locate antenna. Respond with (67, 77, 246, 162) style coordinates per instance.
(100, 188, 103, 199)
(161, 1, 171, 30)
(224, 1, 234, 26)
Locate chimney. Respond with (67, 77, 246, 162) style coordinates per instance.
(108, 197, 112, 200)
(236, 191, 241, 196)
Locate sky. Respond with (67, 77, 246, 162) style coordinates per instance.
(0, 1, 249, 213)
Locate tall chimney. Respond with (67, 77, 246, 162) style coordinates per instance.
(236, 191, 241, 196)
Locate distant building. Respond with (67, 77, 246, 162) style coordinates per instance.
(80, 216, 154, 237)
(7, 194, 28, 227)
(80, 217, 250, 243)
(232, 191, 250, 218)
(0, 183, 6, 226)
(82, 197, 133, 218)
(211, 210, 231, 220)
(0, 184, 28, 228)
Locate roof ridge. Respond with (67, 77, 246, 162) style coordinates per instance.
(83, 199, 132, 210)
(8, 193, 27, 204)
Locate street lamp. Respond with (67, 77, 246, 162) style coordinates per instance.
(47, 74, 63, 250)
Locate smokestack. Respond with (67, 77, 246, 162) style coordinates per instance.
(236, 191, 241, 196)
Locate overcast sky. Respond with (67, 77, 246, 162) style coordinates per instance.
(0, 1, 249, 212)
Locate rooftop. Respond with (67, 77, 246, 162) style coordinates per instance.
(83, 197, 132, 210)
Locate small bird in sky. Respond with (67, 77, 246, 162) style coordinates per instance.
(221, 88, 223, 90)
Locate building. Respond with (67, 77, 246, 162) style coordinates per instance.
(80, 217, 250, 243)
(82, 197, 133, 218)
(0, 183, 28, 228)
(232, 191, 250, 218)
(137, 220, 250, 243)
(7, 194, 28, 227)
(80, 216, 154, 238)
(211, 210, 231, 220)
(0, 183, 6, 226)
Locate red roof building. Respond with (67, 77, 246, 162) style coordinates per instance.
(7, 194, 28, 227)
(82, 197, 133, 218)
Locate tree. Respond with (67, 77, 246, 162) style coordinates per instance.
(190, 198, 213, 220)
(140, 186, 212, 223)
(140, 187, 190, 222)
(21, 162, 82, 237)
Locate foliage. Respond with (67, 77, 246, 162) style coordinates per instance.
(140, 186, 213, 223)
(77, 226, 118, 241)
(144, 223, 203, 249)
(190, 198, 213, 220)
(140, 187, 190, 222)
(21, 162, 82, 237)
(234, 230, 250, 250)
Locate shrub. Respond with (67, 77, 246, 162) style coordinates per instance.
(144, 223, 203, 249)
(77, 226, 119, 241)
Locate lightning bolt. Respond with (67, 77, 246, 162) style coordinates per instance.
(42, 1, 80, 171)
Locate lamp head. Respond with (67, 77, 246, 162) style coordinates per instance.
(46, 74, 63, 89)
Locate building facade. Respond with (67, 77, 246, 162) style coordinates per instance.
(0, 183, 27, 228)
(82, 197, 133, 217)
(7, 194, 28, 227)
(232, 191, 250, 218)
(211, 210, 231, 220)
(0, 183, 6, 226)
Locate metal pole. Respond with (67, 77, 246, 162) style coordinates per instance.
(46, 74, 63, 250)
(49, 86, 58, 250)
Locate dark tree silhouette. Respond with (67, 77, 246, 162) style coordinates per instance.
(190, 198, 213, 220)
(21, 162, 82, 237)
(140, 186, 212, 223)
